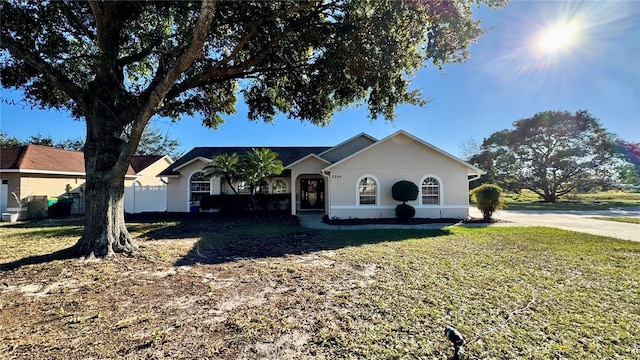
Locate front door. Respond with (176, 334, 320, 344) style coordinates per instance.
(300, 178, 324, 210)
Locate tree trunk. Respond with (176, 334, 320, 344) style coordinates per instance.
(73, 173, 136, 258)
(73, 114, 137, 258)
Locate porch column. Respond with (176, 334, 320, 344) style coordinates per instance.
(290, 173, 297, 216)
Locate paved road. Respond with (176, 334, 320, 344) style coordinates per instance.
(299, 208, 640, 242)
(469, 207, 640, 242)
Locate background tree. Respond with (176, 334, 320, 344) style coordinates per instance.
(0, 125, 182, 157)
(471, 110, 617, 202)
(134, 124, 184, 159)
(615, 140, 640, 186)
(0, 132, 20, 148)
(1, 0, 505, 258)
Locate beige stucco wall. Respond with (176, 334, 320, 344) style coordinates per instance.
(166, 160, 208, 212)
(326, 133, 472, 219)
(136, 157, 173, 186)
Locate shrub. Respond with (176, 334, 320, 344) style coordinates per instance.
(471, 184, 505, 220)
(199, 195, 219, 211)
(392, 180, 418, 220)
(392, 180, 419, 203)
(395, 203, 416, 220)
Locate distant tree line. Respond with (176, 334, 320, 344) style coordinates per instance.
(0, 124, 183, 159)
(463, 110, 640, 203)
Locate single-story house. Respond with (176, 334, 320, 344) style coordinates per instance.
(0, 144, 173, 218)
(159, 130, 483, 219)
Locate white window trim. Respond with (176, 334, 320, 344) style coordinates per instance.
(187, 170, 212, 208)
(419, 174, 443, 206)
(356, 174, 380, 206)
(271, 178, 289, 194)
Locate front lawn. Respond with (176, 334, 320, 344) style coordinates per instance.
(1, 216, 638, 359)
(501, 190, 640, 211)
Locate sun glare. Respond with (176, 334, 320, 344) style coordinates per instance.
(534, 21, 580, 55)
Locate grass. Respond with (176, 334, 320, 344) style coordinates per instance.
(590, 216, 640, 224)
(1, 216, 639, 359)
(500, 190, 640, 211)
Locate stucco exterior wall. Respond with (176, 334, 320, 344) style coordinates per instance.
(326, 133, 471, 219)
(136, 158, 173, 186)
(166, 160, 209, 212)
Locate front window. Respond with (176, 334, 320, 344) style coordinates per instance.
(421, 177, 440, 205)
(272, 179, 288, 194)
(190, 172, 210, 205)
(358, 177, 377, 205)
(237, 181, 251, 194)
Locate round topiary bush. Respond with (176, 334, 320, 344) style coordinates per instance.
(392, 180, 418, 220)
(470, 183, 505, 220)
(392, 180, 419, 203)
(395, 203, 416, 220)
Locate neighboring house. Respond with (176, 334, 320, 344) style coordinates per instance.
(0, 145, 172, 218)
(129, 155, 174, 186)
(159, 130, 483, 219)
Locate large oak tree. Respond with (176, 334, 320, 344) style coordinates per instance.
(1, 0, 505, 258)
(470, 110, 618, 202)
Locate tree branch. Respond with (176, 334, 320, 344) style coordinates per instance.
(1, 37, 84, 108)
(125, 0, 217, 163)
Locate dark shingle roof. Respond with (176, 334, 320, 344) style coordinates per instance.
(158, 146, 331, 176)
(130, 155, 165, 173)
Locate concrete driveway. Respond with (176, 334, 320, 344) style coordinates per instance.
(470, 207, 640, 242)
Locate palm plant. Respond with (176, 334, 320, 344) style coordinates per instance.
(203, 152, 240, 194)
(240, 148, 284, 195)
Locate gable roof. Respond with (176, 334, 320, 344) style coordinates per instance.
(323, 130, 484, 175)
(158, 146, 331, 176)
(318, 133, 377, 163)
(0, 145, 137, 175)
(130, 155, 172, 174)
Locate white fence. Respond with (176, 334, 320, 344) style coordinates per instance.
(124, 185, 167, 213)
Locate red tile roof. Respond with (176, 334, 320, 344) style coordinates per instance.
(0, 145, 135, 175)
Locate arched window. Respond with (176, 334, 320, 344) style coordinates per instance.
(236, 180, 251, 194)
(421, 177, 440, 205)
(358, 176, 378, 205)
(190, 172, 210, 204)
(272, 179, 288, 194)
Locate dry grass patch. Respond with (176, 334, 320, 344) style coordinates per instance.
(1, 216, 638, 359)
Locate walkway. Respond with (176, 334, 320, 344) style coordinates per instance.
(298, 207, 640, 242)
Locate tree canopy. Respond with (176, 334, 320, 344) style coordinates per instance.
(1, 0, 506, 257)
(469, 110, 618, 202)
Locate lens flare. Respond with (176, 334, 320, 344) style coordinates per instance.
(535, 21, 580, 55)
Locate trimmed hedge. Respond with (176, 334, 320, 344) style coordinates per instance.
(470, 183, 505, 220)
(199, 194, 291, 214)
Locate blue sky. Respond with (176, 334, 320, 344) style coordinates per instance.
(1, 0, 639, 158)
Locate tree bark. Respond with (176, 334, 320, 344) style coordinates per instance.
(73, 171, 136, 258)
(73, 105, 137, 258)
